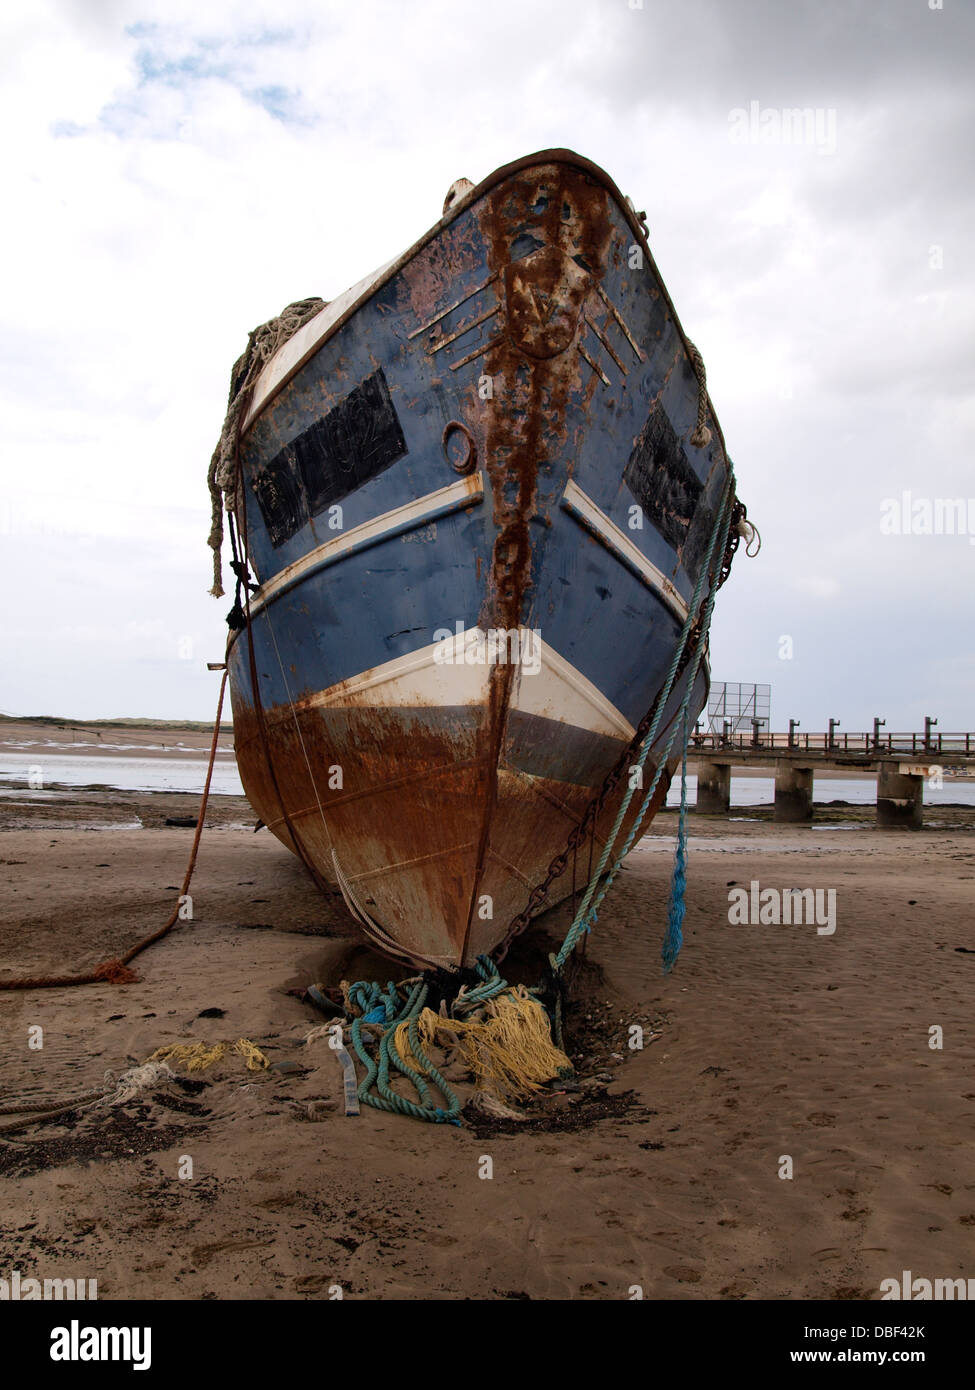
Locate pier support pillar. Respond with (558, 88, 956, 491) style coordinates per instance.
(774, 763, 814, 822)
(876, 761, 923, 829)
(695, 760, 731, 814)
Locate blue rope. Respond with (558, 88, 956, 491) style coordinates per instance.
(662, 706, 690, 973)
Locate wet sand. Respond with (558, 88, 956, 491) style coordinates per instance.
(2, 776, 974, 1301)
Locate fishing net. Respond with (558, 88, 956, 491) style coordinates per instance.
(206, 296, 327, 597)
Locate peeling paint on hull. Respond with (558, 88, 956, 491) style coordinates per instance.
(225, 149, 734, 970)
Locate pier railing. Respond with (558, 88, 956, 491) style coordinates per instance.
(690, 731, 975, 756)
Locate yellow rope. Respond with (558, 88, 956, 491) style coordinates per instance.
(391, 987, 570, 1105)
(147, 1038, 269, 1073)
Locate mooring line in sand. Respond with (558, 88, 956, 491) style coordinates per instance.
(0, 670, 229, 992)
(0, 1103, 100, 1140)
(0, 1063, 180, 1139)
(0, 1091, 105, 1126)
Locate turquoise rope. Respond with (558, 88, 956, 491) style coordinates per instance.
(453, 954, 510, 1015)
(349, 978, 462, 1125)
(553, 473, 736, 972)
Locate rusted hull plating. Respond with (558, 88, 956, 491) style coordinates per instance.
(226, 150, 732, 970)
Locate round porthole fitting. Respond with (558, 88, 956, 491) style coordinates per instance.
(443, 421, 476, 475)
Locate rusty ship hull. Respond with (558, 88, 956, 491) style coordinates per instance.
(225, 149, 731, 971)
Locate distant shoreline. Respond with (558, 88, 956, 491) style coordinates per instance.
(0, 718, 234, 759)
(0, 713, 225, 732)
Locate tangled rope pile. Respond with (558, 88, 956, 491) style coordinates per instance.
(411, 987, 571, 1102)
(346, 977, 462, 1125)
(330, 956, 569, 1125)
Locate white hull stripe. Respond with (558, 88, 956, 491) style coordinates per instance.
(560, 479, 689, 623)
(512, 634, 635, 739)
(250, 627, 636, 741)
(239, 473, 484, 623)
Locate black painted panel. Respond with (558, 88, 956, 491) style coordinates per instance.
(251, 454, 306, 548)
(680, 467, 720, 587)
(624, 401, 703, 554)
(295, 369, 407, 515)
(250, 369, 408, 548)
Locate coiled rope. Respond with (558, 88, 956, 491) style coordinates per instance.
(341, 954, 572, 1124)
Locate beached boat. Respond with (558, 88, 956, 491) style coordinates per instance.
(208, 148, 745, 972)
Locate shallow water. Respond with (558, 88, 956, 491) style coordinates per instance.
(0, 752, 244, 796)
(665, 773, 975, 808)
(0, 752, 972, 807)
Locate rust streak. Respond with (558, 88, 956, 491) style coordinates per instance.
(459, 164, 616, 963)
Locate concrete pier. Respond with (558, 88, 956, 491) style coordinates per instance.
(876, 761, 923, 829)
(696, 760, 731, 814)
(683, 730, 975, 827)
(774, 763, 814, 822)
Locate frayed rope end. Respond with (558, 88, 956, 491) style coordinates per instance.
(93, 960, 139, 984)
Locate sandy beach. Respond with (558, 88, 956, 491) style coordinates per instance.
(2, 726, 974, 1302)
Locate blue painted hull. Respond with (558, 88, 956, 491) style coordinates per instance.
(223, 149, 736, 969)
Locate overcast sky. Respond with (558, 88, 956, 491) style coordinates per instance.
(1, 0, 971, 732)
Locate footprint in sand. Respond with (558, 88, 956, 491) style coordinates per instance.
(720, 1279, 754, 1298)
(293, 1274, 332, 1293)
